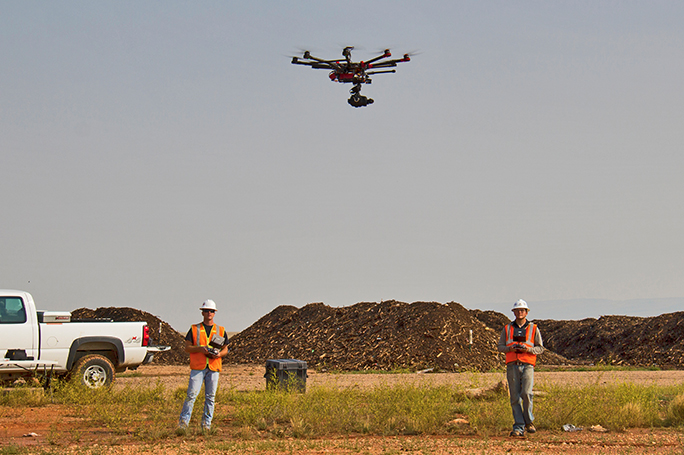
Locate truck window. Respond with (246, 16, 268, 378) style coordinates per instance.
(0, 297, 27, 324)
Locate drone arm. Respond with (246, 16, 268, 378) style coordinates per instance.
(292, 58, 315, 66)
(302, 54, 342, 70)
(367, 54, 411, 69)
(292, 59, 339, 71)
(369, 60, 397, 68)
(363, 49, 392, 66)
(366, 69, 396, 75)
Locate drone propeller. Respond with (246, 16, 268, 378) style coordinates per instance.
(293, 45, 322, 54)
(337, 43, 364, 50)
(363, 49, 392, 66)
(403, 50, 422, 58)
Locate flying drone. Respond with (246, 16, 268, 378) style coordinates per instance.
(291, 46, 412, 107)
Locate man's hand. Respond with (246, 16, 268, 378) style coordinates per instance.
(512, 344, 528, 353)
(203, 347, 218, 358)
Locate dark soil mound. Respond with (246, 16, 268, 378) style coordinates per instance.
(470, 309, 511, 333)
(69, 303, 684, 370)
(72, 307, 188, 366)
(225, 300, 505, 372)
(537, 312, 684, 368)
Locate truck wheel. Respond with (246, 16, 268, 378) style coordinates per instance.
(72, 354, 115, 388)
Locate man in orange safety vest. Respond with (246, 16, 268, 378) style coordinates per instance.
(178, 299, 228, 433)
(498, 299, 544, 437)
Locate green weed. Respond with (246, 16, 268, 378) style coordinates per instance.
(536, 382, 684, 431)
(222, 382, 468, 437)
(667, 393, 684, 425)
(0, 386, 48, 407)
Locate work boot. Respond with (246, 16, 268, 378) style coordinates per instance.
(509, 429, 524, 437)
(526, 423, 537, 434)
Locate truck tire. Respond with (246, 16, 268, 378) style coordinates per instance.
(71, 354, 115, 388)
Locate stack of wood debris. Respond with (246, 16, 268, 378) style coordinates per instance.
(224, 300, 505, 372)
(536, 312, 684, 368)
(73, 302, 684, 370)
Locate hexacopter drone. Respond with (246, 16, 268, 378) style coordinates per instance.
(291, 46, 412, 107)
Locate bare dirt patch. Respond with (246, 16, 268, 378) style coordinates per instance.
(117, 364, 684, 392)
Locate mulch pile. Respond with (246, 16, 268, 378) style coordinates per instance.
(224, 301, 504, 372)
(70, 303, 684, 371)
(535, 312, 684, 368)
(71, 307, 189, 365)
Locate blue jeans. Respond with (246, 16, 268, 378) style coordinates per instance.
(179, 368, 220, 429)
(506, 363, 534, 432)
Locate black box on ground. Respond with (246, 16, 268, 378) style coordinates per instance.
(264, 359, 307, 392)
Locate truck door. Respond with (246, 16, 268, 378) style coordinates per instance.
(0, 296, 36, 360)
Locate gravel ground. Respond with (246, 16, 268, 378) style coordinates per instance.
(116, 364, 684, 392)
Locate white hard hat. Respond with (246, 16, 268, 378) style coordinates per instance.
(199, 299, 217, 311)
(512, 299, 529, 311)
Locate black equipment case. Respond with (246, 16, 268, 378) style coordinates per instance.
(264, 359, 307, 392)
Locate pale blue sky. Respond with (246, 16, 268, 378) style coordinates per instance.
(2, 1, 683, 332)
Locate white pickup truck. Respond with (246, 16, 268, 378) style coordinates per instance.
(0, 289, 169, 388)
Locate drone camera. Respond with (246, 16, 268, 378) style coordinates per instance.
(348, 95, 374, 107)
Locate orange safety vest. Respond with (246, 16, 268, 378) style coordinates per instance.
(189, 323, 226, 372)
(505, 321, 537, 366)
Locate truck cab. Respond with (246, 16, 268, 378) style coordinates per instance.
(1, 293, 38, 361)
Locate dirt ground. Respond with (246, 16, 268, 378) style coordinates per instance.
(2, 365, 684, 454)
(114, 364, 684, 391)
(105, 365, 684, 396)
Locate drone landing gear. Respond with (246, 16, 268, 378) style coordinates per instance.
(348, 84, 374, 108)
